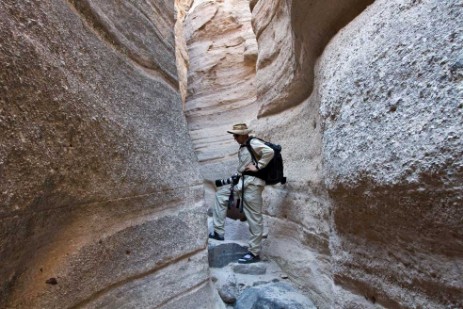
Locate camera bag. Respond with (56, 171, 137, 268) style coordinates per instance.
(245, 137, 287, 185)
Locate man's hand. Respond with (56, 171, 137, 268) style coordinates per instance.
(244, 163, 258, 172)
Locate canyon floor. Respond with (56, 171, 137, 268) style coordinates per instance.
(208, 217, 316, 308)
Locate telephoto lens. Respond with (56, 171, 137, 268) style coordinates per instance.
(215, 174, 240, 187)
(215, 178, 231, 187)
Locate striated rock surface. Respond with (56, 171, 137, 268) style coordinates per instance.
(0, 0, 218, 308)
(319, 1, 463, 307)
(177, 2, 336, 306)
(252, 0, 374, 117)
(249, 0, 373, 307)
(175, 0, 194, 103)
(181, 0, 259, 203)
(252, 82, 335, 308)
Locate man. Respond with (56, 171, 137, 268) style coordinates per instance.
(209, 123, 274, 264)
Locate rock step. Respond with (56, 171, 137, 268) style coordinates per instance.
(208, 241, 248, 268)
(235, 282, 316, 309)
(209, 241, 316, 308)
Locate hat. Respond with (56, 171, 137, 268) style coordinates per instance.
(227, 123, 252, 135)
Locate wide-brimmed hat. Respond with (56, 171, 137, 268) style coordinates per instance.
(227, 123, 252, 135)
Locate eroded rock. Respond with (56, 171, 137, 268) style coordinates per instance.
(233, 263, 267, 275)
(251, 0, 374, 117)
(179, 0, 259, 210)
(208, 242, 248, 268)
(319, 0, 463, 307)
(0, 1, 213, 308)
(235, 282, 316, 309)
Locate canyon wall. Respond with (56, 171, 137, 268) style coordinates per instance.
(319, 1, 462, 307)
(179, 0, 462, 308)
(3, 0, 457, 307)
(180, 0, 259, 209)
(0, 1, 220, 308)
(250, 0, 378, 307)
(252, 0, 462, 308)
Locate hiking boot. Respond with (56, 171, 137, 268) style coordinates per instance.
(208, 231, 224, 241)
(238, 252, 260, 264)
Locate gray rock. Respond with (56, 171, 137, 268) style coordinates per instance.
(235, 282, 316, 309)
(218, 282, 238, 304)
(233, 263, 267, 275)
(208, 242, 248, 268)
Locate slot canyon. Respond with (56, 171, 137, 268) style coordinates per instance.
(0, 0, 461, 308)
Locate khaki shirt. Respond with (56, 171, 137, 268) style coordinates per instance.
(236, 137, 274, 187)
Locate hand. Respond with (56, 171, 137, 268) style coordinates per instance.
(244, 164, 258, 172)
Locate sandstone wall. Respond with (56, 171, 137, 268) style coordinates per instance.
(180, 0, 259, 207)
(250, 0, 374, 307)
(249, 0, 462, 308)
(319, 1, 463, 307)
(175, 0, 194, 103)
(175, 0, 460, 307)
(0, 1, 219, 308)
(252, 0, 374, 117)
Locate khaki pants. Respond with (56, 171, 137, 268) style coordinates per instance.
(213, 180, 264, 256)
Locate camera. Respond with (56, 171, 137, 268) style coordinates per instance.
(215, 174, 240, 187)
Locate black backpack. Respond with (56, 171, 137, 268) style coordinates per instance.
(245, 137, 287, 185)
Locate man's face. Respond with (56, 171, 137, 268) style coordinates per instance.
(233, 134, 248, 145)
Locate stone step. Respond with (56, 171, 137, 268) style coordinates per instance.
(208, 241, 316, 308)
(235, 282, 317, 309)
(208, 241, 248, 268)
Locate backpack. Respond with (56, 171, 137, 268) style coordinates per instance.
(245, 137, 287, 185)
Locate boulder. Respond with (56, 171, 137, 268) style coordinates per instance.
(235, 282, 316, 309)
(208, 242, 248, 268)
(233, 263, 267, 275)
(218, 282, 238, 304)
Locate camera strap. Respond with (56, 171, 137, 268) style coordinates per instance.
(245, 138, 260, 168)
(240, 175, 244, 213)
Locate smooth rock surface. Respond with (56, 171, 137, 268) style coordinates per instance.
(0, 1, 216, 308)
(251, 0, 374, 117)
(182, 0, 461, 307)
(5, 0, 456, 307)
(175, 0, 194, 103)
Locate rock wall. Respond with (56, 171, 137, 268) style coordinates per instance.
(250, 0, 374, 307)
(175, 0, 194, 103)
(0, 1, 220, 308)
(252, 0, 374, 117)
(251, 0, 462, 308)
(180, 0, 259, 207)
(320, 1, 463, 307)
(178, 0, 462, 308)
